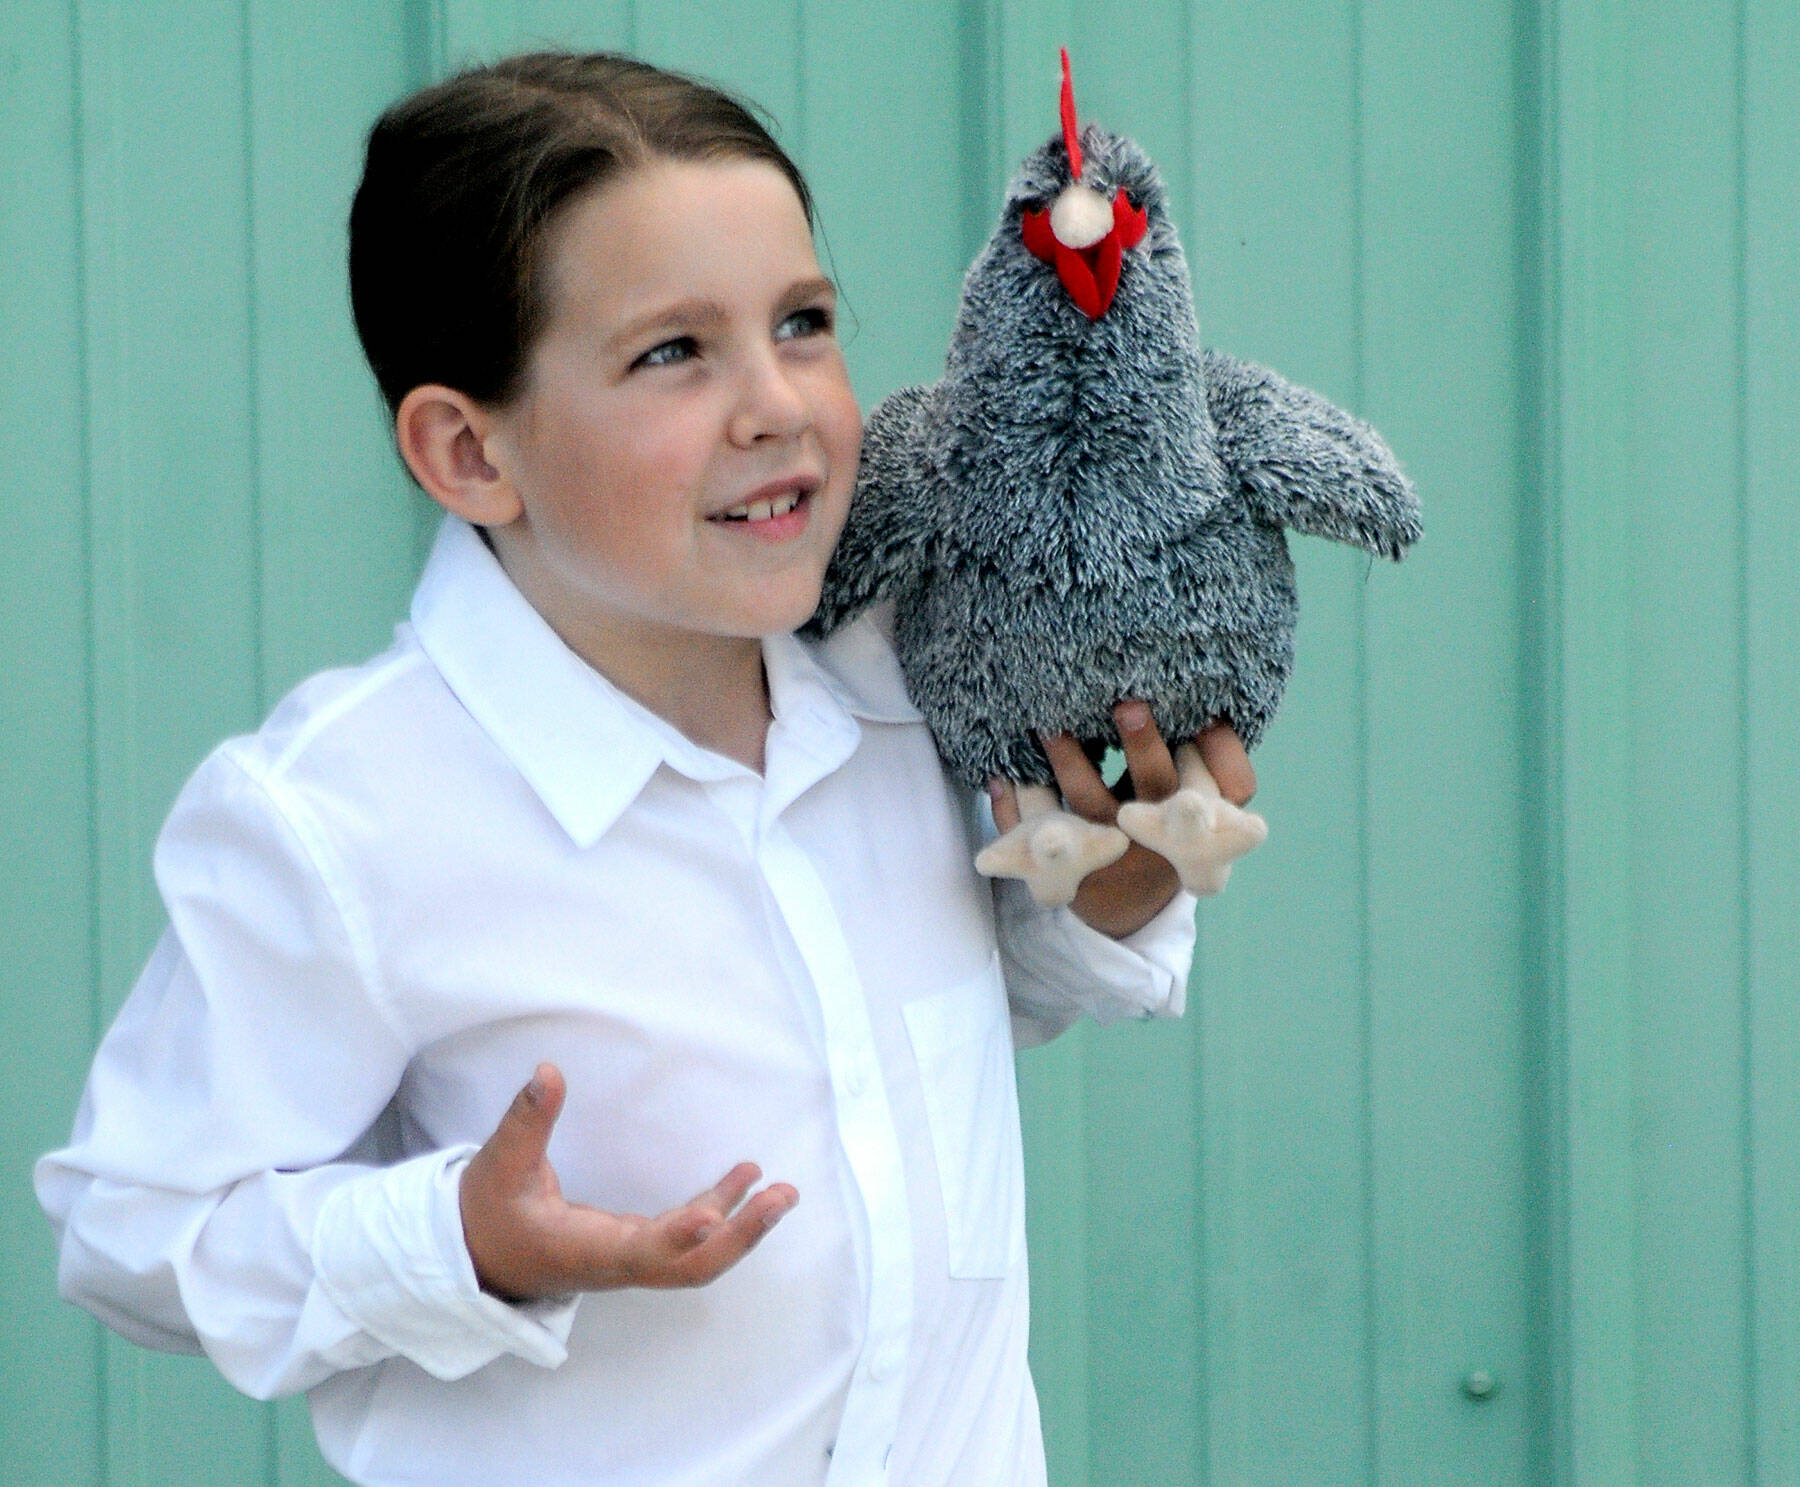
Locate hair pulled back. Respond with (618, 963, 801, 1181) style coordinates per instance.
(349, 51, 813, 413)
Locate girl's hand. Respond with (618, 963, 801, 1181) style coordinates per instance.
(458, 1063, 798, 1302)
(989, 702, 1257, 939)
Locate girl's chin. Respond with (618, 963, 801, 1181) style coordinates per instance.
(711, 578, 825, 640)
(757, 593, 826, 638)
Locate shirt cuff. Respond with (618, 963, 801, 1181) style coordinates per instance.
(996, 871, 1198, 1035)
(1049, 888, 1198, 1020)
(311, 1146, 580, 1381)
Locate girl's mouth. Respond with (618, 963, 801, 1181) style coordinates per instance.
(712, 488, 806, 523)
(708, 488, 813, 542)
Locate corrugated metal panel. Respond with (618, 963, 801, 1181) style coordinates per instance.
(1743, 5, 1800, 1483)
(1541, 3, 1798, 1485)
(4, 4, 103, 1484)
(3, 2, 1795, 1483)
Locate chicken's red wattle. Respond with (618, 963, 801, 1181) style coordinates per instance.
(1022, 189, 1149, 319)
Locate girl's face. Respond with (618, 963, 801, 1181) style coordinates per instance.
(481, 157, 861, 662)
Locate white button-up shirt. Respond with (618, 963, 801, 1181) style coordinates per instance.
(37, 517, 1195, 1487)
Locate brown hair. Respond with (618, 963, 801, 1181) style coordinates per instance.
(348, 51, 813, 413)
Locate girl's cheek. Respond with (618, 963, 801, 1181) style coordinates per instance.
(797, 365, 858, 443)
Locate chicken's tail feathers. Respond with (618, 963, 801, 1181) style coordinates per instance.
(802, 383, 942, 639)
(1203, 349, 1421, 561)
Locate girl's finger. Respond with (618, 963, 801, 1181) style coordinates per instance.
(660, 1184, 799, 1286)
(1039, 732, 1118, 823)
(557, 1171, 797, 1289)
(477, 1062, 566, 1190)
(988, 778, 1021, 834)
(682, 1161, 762, 1219)
(1198, 723, 1257, 806)
(1114, 700, 1179, 802)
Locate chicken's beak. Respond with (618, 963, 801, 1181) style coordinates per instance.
(1054, 234, 1124, 319)
(1022, 187, 1149, 320)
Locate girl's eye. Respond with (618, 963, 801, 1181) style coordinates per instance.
(633, 336, 697, 370)
(776, 306, 833, 341)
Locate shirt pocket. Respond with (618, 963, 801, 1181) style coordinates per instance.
(900, 951, 1026, 1280)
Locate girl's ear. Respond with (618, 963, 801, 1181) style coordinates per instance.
(395, 384, 523, 527)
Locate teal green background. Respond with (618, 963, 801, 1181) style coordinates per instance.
(5, 2, 1797, 1483)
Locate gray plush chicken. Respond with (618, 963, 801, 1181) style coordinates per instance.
(807, 54, 1421, 906)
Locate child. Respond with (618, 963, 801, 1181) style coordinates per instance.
(37, 52, 1253, 1486)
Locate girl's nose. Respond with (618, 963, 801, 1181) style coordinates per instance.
(728, 350, 811, 446)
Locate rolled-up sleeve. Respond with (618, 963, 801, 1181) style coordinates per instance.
(33, 748, 576, 1399)
(994, 875, 1198, 1049)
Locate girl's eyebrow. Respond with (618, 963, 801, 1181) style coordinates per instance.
(607, 299, 727, 351)
(606, 277, 837, 351)
(779, 276, 838, 308)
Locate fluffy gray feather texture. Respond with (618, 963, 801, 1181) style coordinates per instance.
(805, 124, 1421, 788)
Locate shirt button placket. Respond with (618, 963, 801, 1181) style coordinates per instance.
(758, 819, 912, 1486)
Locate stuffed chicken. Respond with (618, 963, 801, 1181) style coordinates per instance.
(807, 53, 1420, 905)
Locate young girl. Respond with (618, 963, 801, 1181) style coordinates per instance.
(37, 52, 1252, 1486)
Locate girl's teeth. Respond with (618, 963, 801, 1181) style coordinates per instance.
(721, 492, 803, 522)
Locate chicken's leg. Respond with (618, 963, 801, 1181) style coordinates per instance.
(975, 783, 1131, 908)
(1116, 742, 1267, 896)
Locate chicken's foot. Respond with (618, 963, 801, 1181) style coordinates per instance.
(974, 783, 1131, 908)
(1116, 743, 1268, 896)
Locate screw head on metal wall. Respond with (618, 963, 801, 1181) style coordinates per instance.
(1460, 1370, 1498, 1401)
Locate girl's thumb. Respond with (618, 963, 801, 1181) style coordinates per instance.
(487, 1062, 564, 1174)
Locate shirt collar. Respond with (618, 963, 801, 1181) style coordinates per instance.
(409, 517, 921, 848)
(800, 601, 924, 727)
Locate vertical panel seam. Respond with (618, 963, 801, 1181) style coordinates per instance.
(1177, 19, 1206, 1486)
(78, 0, 138, 995)
(242, 0, 266, 721)
(241, 6, 275, 1473)
(410, 0, 448, 572)
(1174, 0, 1193, 223)
(1733, 0, 1756, 1479)
(406, 0, 443, 624)
(1512, 0, 1559, 1479)
(957, 0, 996, 263)
(1536, 7, 1575, 1477)
(795, 0, 807, 161)
(71, 0, 100, 1100)
(68, 0, 109, 1476)
(1349, 3, 1378, 1483)
(991, 0, 1005, 187)
(1549, 1, 1641, 1477)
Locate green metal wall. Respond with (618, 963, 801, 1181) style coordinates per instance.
(4, 2, 1794, 1483)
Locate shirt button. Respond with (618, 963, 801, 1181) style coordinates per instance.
(868, 1349, 898, 1383)
(844, 1058, 869, 1097)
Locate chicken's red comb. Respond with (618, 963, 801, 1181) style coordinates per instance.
(1060, 47, 1082, 179)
